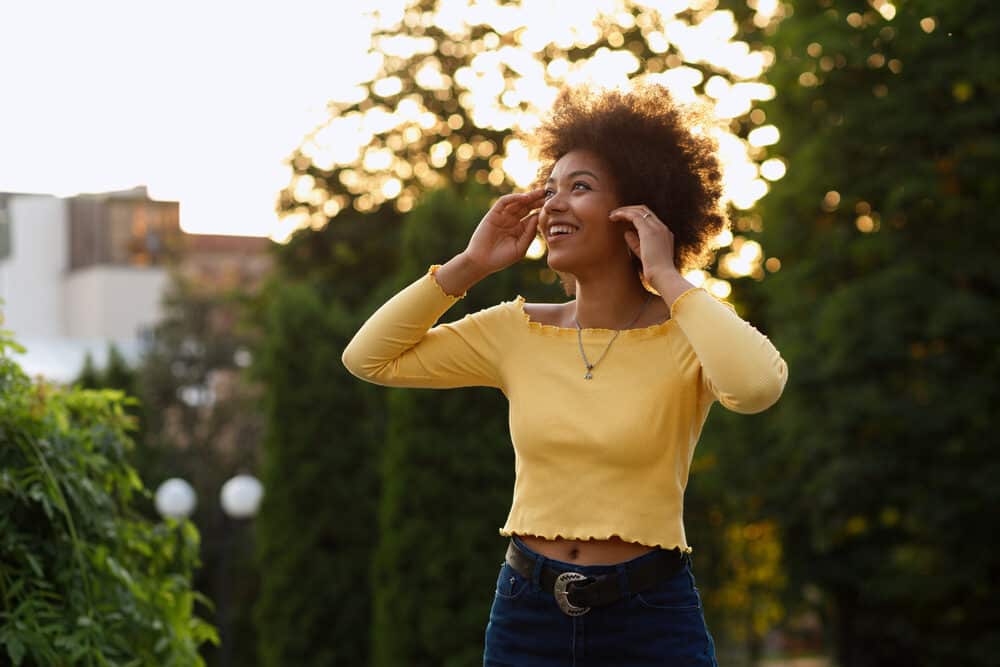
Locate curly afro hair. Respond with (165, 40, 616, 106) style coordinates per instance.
(532, 83, 727, 274)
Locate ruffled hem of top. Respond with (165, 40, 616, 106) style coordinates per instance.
(512, 295, 677, 339)
(427, 264, 466, 300)
(498, 527, 694, 554)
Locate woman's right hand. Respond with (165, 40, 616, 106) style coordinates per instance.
(462, 189, 545, 275)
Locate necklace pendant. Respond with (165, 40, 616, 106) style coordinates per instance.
(584, 371, 593, 380)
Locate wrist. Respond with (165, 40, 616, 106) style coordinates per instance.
(648, 269, 695, 304)
(453, 251, 494, 284)
(434, 253, 491, 297)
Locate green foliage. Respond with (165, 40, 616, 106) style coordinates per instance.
(371, 186, 558, 667)
(0, 331, 217, 666)
(755, 1, 1000, 665)
(74, 345, 138, 397)
(76, 353, 102, 391)
(280, 0, 767, 237)
(73, 345, 145, 477)
(103, 346, 137, 399)
(251, 278, 382, 666)
(137, 273, 263, 498)
(136, 272, 264, 667)
(684, 402, 789, 664)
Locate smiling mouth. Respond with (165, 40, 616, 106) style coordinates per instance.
(546, 223, 579, 240)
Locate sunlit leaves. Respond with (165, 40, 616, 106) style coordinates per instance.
(278, 0, 785, 261)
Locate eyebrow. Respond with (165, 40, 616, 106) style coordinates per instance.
(546, 169, 600, 183)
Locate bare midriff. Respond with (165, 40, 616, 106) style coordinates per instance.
(516, 534, 658, 566)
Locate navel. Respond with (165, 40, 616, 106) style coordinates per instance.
(567, 547, 580, 561)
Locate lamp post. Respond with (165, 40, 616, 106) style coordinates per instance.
(154, 474, 263, 667)
(217, 474, 263, 667)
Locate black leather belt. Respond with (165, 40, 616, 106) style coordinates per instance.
(504, 538, 690, 616)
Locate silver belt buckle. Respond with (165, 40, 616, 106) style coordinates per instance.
(553, 572, 590, 616)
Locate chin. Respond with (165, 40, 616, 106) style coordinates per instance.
(545, 249, 579, 274)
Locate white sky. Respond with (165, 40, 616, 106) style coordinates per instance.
(0, 1, 375, 236)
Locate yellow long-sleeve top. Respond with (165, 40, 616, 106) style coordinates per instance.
(342, 266, 788, 552)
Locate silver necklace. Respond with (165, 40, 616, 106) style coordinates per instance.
(574, 293, 653, 380)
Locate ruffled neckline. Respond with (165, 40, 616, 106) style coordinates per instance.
(512, 295, 677, 339)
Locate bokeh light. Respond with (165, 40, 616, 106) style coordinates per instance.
(264, 1, 800, 298)
(283, 0, 790, 292)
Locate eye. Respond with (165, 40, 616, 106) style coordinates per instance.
(543, 188, 556, 199)
(572, 181, 592, 191)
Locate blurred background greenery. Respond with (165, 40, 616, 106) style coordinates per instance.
(6, 0, 996, 665)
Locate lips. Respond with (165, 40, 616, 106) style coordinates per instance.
(545, 222, 580, 241)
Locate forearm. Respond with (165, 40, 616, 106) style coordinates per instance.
(341, 265, 504, 389)
(341, 268, 459, 383)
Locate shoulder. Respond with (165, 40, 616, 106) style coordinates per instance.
(521, 300, 574, 328)
(455, 297, 529, 328)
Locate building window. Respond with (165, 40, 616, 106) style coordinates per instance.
(69, 192, 180, 270)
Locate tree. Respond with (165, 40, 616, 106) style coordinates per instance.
(277, 0, 775, 242)
(73, 343, 145, 461)
(76, 351, 102, 390)
(371, 185, 559, 666)
(251, 277, 383, 666)
(104, 343, 138, 397)
(755, 1, 1000, 665)
(136, 272, 264, 667)
(684, 405, 789, 664)
(0, 330, 217, 665)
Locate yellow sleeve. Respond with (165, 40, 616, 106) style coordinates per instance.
(669, 287, 788, 414)
(341, 266, 506, 389)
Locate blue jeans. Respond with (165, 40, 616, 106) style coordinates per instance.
(483, 536, 718, 666)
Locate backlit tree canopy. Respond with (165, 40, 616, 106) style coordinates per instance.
(277, 0, 789, 291)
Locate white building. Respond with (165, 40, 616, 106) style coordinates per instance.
(0, 187, 177, 382)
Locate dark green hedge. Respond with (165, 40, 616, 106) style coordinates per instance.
(755, 1, 1000, 665)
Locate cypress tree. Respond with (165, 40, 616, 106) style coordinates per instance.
(75, 351, 102, 389)
(371, 185, 557, 666)
(103, 342, 137, 395)
(252, 278, 382, 666)
(756, 1, 1000, 665)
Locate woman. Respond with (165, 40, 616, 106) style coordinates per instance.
(342, 83, 788, 666)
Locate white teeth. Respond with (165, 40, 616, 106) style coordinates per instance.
(549, 224, 577, 236)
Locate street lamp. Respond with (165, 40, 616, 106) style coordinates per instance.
(218, 475, 262, 667)
(153, 474, 263, 522)
(220, 474, 263, 519)
(154, 477, 197, 519)
(154, 474, 263, 667)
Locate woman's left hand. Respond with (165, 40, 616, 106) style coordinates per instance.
(609, 205, 679, 284)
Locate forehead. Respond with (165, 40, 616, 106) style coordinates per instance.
(548, 148, 611, 180)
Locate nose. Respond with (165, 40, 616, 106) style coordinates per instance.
(541, 189, 567, 216)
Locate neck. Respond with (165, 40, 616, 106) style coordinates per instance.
(572, 262, 651, 330)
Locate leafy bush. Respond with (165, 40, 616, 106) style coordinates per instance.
(0, 331, 217, 666)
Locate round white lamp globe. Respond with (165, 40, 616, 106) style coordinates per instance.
(155, 478, 197, 519)
(220, 474, 263, 519)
